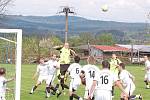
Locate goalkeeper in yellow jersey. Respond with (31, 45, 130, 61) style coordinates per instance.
(58, 43, 76, 92)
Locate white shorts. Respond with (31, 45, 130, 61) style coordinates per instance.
(69, 78, 81, 92)
(95, 90, 112, 100)
(0, 95, 5, 100)
(145, 73, 150, 82)
(38, 75, 48, 84)
(47, 75, 55, 85)
(122, 83, 135, 97)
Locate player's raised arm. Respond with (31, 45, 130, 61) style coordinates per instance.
(70, 49, 77, 56)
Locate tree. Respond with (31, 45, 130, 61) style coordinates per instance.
(96, 33, 115, 45)
(68, 36, 82, 47)
(79, 32, 96, 44)
(0, 0, 12, 15)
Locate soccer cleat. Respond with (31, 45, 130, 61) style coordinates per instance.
(51, 91, 56, 95)
(139, 94, 143, 100)
(146, 85, 150, 89)
(46, 92, 50, 98)
(145, 87, 150, 89)
(56, 91, 62, 98)
(111, 96, 114, 99)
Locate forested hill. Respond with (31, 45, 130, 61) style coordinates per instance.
(0, 15, 146, 36)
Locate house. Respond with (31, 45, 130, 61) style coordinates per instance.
(116, 44, 150, 63)
(72, 45, 91, 56)
(90, 45, 129, 60)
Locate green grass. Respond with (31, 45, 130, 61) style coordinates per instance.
(1, 64, 149, 100)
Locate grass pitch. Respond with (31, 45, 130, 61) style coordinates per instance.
(19, 64, 150, 100)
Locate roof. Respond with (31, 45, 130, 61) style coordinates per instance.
(73, 45, 92, 50)
(92, 45, 129, 52)
(116, 44, 150, 52)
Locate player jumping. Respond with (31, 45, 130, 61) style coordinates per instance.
(45, 54, 61, 98)
(29, 57, 49, 94)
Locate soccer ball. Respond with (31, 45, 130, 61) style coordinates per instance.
(101, 4, 108, 12)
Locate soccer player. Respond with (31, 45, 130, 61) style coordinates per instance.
(45, 54, 61, 98)
(59, 43, 76, 91)
(109, 53, 122, 97)
(67, 56, 82, 100)
(30, 57, 49, 94)
(80, 56, 100, 100)
(89, 60, 128, 100)
(0, 68, 15, 100)
(143, 56, 150, 89)
(118, 63, 142, 100)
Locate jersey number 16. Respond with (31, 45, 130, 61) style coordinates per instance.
(100, 75, 109, 84)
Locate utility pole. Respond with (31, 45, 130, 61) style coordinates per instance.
(58, 6, 75, 43)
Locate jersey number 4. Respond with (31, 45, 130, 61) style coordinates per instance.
(100, 75, 109, 84)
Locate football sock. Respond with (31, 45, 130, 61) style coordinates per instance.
(69, 95, 73, 100)
(54, 84, 59, 91)
(64, 84, 69, 89)
(144, 80, 149, 85)
(60, 78, 64, 90)
(46, 87, 50, 93)
(33, 86, 37, 91)
(112, 86, 114, 96)
(72, 94, 80, 99)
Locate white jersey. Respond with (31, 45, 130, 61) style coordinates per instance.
(119, 70, 134, 88)
(68, 63, 82, 79)
(94, 69, 118, 91)
(37, 64, 48, 76)
(47, 60, 58, 75)
(0, 76, 6, 96)
(145, 60, 150, 74)
(82, 64, 100, 89)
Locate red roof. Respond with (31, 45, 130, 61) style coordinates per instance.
(92, 45, 129, 52)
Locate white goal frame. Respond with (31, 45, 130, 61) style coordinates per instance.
(0, 29, 22, 100)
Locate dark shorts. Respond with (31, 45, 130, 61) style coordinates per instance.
(60, 64, 70, 75)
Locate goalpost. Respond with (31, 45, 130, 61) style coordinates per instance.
(0, 29, 22, 100)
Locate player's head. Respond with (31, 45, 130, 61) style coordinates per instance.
(64, 42, 69, 48)
(38, 57, 45, 64)
(52, 54, 57, 60)
(118, 63, 125, 70)
(144, 56, 148, 62)
(102, 60, 110, 69)
(87, 56, 96, 64)
(80, 70, 85, 78)
(0, 68, 6, 76)
(112, 53, 117, 59)
(74, 56, 80, 63)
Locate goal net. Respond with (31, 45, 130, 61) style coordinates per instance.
(0, 29, 22, 100)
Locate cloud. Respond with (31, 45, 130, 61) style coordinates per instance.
(7, 0, 150, 22)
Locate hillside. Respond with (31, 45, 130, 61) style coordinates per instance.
(0, 15, 146, 36)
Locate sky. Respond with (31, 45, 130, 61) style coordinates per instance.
(7, 0, 150, 22)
